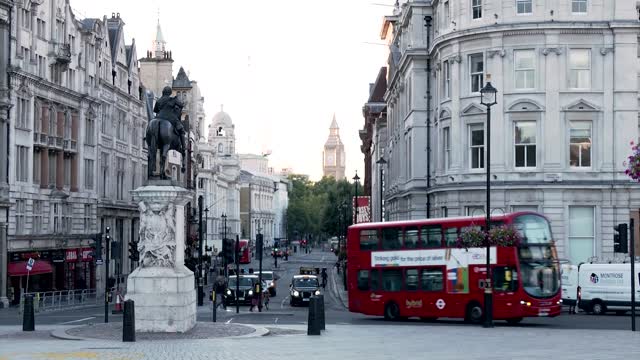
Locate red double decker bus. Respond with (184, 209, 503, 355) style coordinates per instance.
(346, 212, 561, 324)
(238, 239, 251, 264)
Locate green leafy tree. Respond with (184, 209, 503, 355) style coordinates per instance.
(286, 174, 355, 242)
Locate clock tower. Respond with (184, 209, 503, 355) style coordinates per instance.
(323, 115, 346, 180)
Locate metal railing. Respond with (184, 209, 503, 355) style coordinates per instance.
(18, 288, 102, 314)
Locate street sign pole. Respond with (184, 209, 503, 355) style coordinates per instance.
(25, 258, 34, 294)
(235, 235, 240, 314)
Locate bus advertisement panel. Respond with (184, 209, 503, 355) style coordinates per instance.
(346, 212, 562, 324)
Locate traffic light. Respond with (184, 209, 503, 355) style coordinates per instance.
(92, 233, 103, 261)
(256, 234, 263, 261)
(223, 238, 234, 264)
(614, 223, 628, 253)
(129, 241, 139, 262)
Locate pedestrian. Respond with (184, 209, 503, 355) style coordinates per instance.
(335, 261, 341, 274)
(214, 275, 226, 309)
(321, 268, 328, 289)
(250, 281, 261, 312)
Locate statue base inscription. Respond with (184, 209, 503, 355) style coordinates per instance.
(126, 185, 196, 333)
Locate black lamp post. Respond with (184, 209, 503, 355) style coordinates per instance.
(197, 196, 204, 306)
(221, 213, 227, 279)
(352, 172, 360, 224)
(340, 200, 349, 291)
(480, 76, 497, 328)
(204, 207, 209, 286)
(376, 157, 387, 222)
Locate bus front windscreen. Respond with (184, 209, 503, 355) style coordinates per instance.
(514, 214, 560, 298)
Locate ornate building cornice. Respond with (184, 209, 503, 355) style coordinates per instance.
(541, 47, 563, 56)
(487, 49, 506, 58)
(599, 47, 614, 56)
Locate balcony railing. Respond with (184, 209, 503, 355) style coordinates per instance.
(48, 136, 63, 150)
(33, 132, 48, 148)
(63, 139, 78, 154)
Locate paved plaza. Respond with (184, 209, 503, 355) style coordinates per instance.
(0, 323, 638, 360)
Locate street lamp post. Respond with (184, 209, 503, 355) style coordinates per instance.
(376, 157, 387, 222)
(221, 213, 227, 279)
(197, 196, 204, 306)
(352, 172, 360, 224)
(480, 76, 497, 329)
(340, 201, 349, 291)
(204, 208, 209, 286)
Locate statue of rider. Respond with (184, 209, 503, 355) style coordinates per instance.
(154, 86, 186, 153)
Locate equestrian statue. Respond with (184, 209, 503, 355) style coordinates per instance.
(144, 86, 187, 179)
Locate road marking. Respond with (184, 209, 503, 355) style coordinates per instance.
(226, 318, 233, 324)
(281, 296, 289, 309)
(274, 318, 279, 325)
(60, 317, 95, 325)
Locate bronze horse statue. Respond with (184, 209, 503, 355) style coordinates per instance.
(144, 87, 187, 180)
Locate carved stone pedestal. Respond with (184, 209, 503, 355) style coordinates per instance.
(126, 185, 196, 333)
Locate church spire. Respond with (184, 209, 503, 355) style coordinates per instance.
(153, 15, 166, 58)
(330, 113, 339, 130)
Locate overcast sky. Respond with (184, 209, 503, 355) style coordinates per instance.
(72, 0, 392, 181)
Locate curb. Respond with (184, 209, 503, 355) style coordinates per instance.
(50, 327, 85, 341)
(48, 322, 270, 341)
(232, 324, 270, 338)
(220, 311, 294, 317)
(330, 268, 348, 309)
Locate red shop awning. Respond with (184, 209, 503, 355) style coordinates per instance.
(8, 260, 54, 277)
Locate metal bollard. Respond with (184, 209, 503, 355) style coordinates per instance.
(307, 297, 320, 335)
(212, 290, 217, 323)
(317, 294, 325, 331)
(122, 299, 135, 342)
(22, 295, 35, 331)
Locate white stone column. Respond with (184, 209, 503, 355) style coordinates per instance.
(126, 184, 196, 333)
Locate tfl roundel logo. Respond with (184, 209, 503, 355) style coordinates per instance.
(590, 273, 599, 284)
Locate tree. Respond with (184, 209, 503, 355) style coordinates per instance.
(286, 174, 355, 242)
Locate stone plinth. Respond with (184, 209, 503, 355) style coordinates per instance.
(126, 185, 196, 333)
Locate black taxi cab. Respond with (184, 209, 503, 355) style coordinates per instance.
(223, 275, 258, 306)
(289, 274, 321, 306)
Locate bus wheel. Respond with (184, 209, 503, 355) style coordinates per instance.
(506, 317, 523, 325)
(465, 302, 484, 324)
(591, 301, 606, 315)
(384, 302, 401, 321)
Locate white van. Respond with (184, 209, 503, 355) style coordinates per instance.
(561, 264, 579, 308)
(577, 263, 640, 315)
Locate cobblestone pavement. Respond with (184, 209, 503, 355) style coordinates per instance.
(66, 322, 255, 341)
(0, 324, 638, 360)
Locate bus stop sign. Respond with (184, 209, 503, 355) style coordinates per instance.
(26, 258, 35, 271)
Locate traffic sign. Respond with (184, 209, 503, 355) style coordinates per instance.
(26, 258, 35, 271)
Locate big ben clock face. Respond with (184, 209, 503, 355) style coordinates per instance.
(327, 154, 334, 166)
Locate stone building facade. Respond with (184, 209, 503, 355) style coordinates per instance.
(3, 1, 147, 302)
(0, 0, 13, 308)
(196, 109, 241, 255)
(372, 0, 640, 265)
